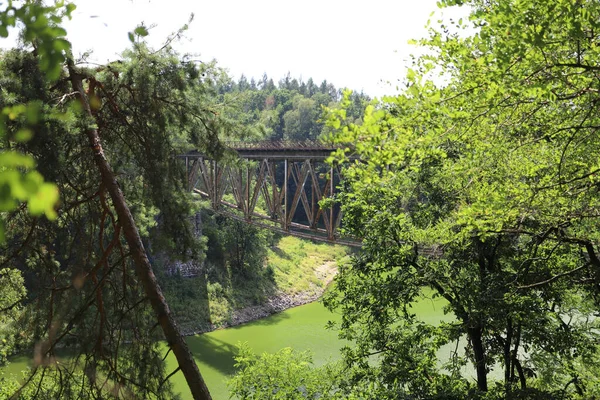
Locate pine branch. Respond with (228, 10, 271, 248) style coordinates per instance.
(67, 57, 212, 400)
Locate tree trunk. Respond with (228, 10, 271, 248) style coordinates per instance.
(511, 322, 525, 389)
(468, 325, 488, 392)
(504, 318, 513, 392)
(67, 60, 212, 400)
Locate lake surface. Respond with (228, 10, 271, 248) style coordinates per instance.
(4, 292, 450, 400)
(166, 300, 346, 399)
(167, 292, 450, 399)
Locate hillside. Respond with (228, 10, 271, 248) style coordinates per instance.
(160, 235, 349, 334)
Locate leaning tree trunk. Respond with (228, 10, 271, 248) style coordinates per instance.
(67, 59, 212, 400)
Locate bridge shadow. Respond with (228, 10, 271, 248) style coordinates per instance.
(187, 334, 239, 377)
(270, 245, 292, 260)
(185, 308, 292, 377)
(229, 272, 279, 310)
(159, 272, 213, 334)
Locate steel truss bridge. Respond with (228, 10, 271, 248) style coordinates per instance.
(180, 140, 361, 247)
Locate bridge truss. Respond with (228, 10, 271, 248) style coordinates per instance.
(180, 141, 360, 247)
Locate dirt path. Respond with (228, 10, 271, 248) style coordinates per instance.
(314, 261, 338, 286)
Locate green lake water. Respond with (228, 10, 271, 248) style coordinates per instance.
(170, 291, 450, 399)
(3, 293, 450, 400)
(167, 300, 346, 399)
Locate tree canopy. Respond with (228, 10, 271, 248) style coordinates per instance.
(0, 0, 72, 242)
(320, 0, 600, 398)
(216, 72, 370, 141)
(8, 0, 600, 399)
(0, 2, 244, 396)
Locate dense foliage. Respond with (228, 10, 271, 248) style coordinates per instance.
(228, 345, 353, 400)
(0, 3, 360, 398)
(320, 0, 600, 398)
(216, 73, 370, 141)
(0, 33, 235, 398)
(0, 0, 70, 242)
(10, 0, 600, 399)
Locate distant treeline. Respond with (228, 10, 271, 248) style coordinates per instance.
(216, 73, 371, 141)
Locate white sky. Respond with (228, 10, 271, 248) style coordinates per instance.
(21, 1, 466, 98)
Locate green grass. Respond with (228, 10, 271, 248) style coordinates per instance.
(161, 235, 350, 333)
(267, 236, 348, 295)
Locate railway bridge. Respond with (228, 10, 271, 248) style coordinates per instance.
(179, 140, 360, 247)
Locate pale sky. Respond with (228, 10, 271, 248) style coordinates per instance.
(49, 1, 463, 97)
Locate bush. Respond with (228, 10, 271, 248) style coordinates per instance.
(228, 344, 346, 399)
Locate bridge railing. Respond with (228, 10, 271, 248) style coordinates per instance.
(224, 139, 341, 151)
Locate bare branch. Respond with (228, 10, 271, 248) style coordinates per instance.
(517, 263, 590, 289)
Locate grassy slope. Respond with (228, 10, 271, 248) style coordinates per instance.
(266, 236, 348, 295)
(161, 235, 349, 333)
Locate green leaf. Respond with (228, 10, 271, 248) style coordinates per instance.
(134, 25, 149, 37)
(52, 38, 71, 52)
(14, 129, 33, 142)
(27, 183, 59, 219)
(0, 151, 35, 168)
(66, 3, 77, 16)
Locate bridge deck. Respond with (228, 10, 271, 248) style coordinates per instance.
(179, 140, 345, 160)
(178, 142, 444, 254)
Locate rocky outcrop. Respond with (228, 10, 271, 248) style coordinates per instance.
(164, 212, 204, 277)
(225, 261, 337, 329)
(166, 259, 203, 277)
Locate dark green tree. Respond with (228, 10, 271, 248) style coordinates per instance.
(0, 0, 73, 242)
(0, 22, 259, 397)
(283, 95, 319, 141)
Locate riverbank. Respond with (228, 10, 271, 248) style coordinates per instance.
(168, 298, 347, 399)
(182, 260, 338, 335)
(2, 241, 346, 400)
(227, 260, 337, 328)
(166, 286, 452, 399)
(162, 236, 349, 336)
